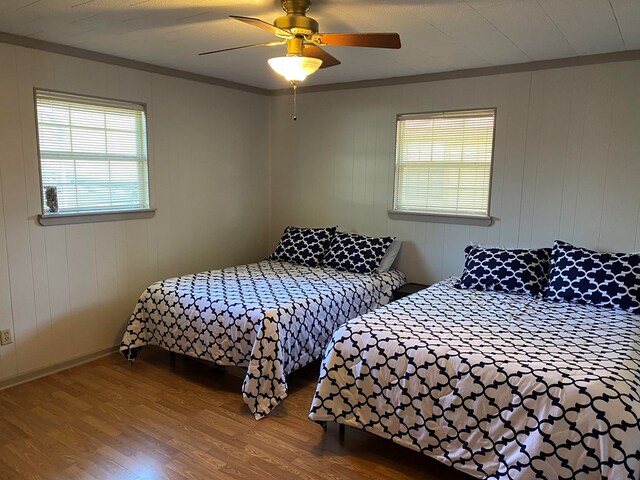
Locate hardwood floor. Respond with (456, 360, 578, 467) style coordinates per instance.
(0, 347, 473, 480)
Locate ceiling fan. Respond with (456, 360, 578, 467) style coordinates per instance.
(198, 0, 401, 85)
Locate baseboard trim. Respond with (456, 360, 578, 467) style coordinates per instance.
(0, 346, 119, 391)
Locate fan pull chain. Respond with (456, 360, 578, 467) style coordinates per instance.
(292, 83, 297, 121)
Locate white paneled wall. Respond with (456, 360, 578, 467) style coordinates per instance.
(0, 44, 269, 382)
(2, 43, 639, 384)
(270, 60, 640, 285)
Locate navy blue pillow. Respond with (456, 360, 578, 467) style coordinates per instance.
(456, 245, 551, 297)
(544, 240, 640, 315)
(269, 226, 336, 268)
(323, 232, 395, 274)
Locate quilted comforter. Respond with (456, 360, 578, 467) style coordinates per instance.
(309, 278, 640, 479)
(120, 260, 405, 418)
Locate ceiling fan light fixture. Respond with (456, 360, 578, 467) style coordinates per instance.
(268, 55, 323, 83)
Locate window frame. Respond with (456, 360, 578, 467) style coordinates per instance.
(389, 107, 497, 227)
(33, 88, 155, 226)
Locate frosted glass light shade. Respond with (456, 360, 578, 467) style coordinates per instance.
(268, 56, 323, 82)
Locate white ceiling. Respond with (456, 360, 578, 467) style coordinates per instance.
(1, 0, 639, 91)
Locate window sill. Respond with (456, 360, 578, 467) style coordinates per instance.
(388, 210, 493, 227)
(38, 208, 156, 226)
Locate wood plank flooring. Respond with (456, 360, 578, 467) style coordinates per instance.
(0, 347, 473, 480)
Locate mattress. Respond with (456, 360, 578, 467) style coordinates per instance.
(120, 260, 405, 418)
(309, 278, 640, 479)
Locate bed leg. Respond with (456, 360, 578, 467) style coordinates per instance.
(318, 421, 327, 431)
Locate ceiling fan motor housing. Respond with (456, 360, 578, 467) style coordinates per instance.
(200, 0, 399, 72)
(275, 0, 319, 36)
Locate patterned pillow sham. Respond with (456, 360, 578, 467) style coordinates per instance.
(323, 232, 395, 274)
(456, 245, 551, 296)
(544, 240, 640, 314)
(269, 226, 337, 268)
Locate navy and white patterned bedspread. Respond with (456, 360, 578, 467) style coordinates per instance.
(120, 260, 405, 419)
(309, 278, 640, 479)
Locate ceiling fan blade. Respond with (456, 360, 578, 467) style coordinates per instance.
(230, 15, 291, 37)
(316, 33, 401, 49)
(199, 40, 285, 56)
(303, 45, 341, 69)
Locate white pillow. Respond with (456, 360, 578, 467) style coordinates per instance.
(377, 239, 402, 272)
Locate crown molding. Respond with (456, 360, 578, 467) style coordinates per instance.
(2, 31, 640, 97)
(269, 48, 640, 96)
(0, 31, 269, 96)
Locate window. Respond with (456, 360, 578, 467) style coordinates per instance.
(393, 108, 496, 223)
(35, 89, 153, 225)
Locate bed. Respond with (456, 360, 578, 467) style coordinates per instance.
(120, 260, 405, 419)
(309, 277, 640, 479)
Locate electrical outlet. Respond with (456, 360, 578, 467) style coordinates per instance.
(0, 329, 12, 346)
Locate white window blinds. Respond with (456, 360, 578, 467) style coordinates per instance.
(394, 108, 495, 218)
(35, 90, 149, 216)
